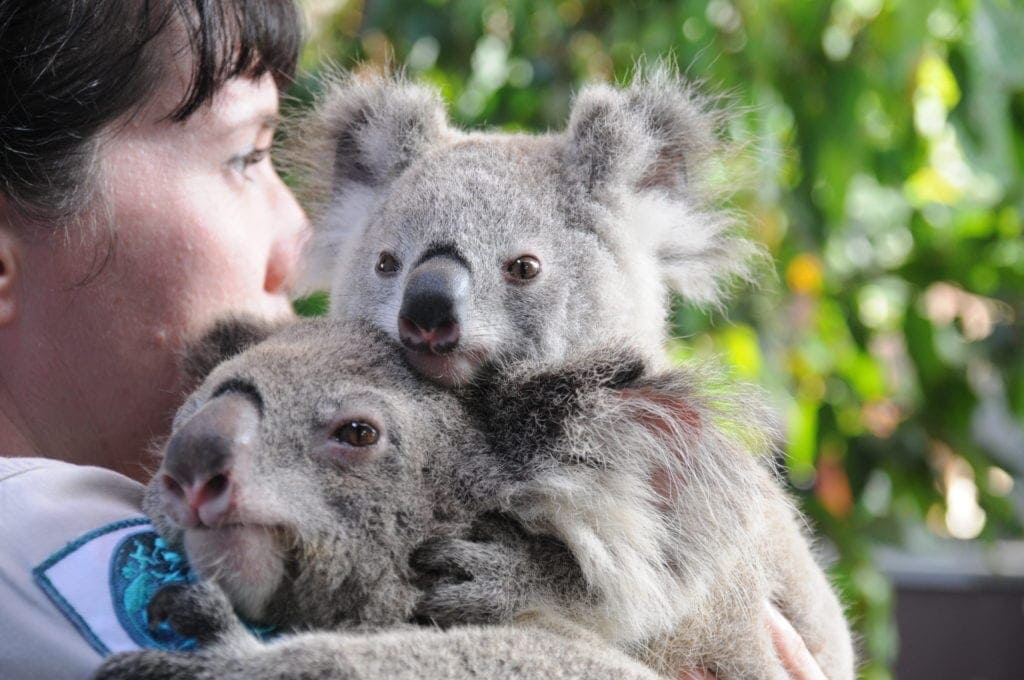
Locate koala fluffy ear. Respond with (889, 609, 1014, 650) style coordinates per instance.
(564, 63, 719, 199)
(564, 64, 759, 308)
(288, 72, 450, 294)
(182, 316, 286, 385)
(320, 73, 449, 189)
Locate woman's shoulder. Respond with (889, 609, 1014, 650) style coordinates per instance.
(0, 455, 55, 480)
(1, 454, 145, 480)
(0, 457, 147, 543)
(0, 457, 154, 679)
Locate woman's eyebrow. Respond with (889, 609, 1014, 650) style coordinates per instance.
(205, 114, 278, 145)
(211, 109, 281, 135)
(232, 113, 281, 131)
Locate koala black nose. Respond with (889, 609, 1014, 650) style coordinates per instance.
(399, 255, 469, 354)
(159, 392, 259, 529)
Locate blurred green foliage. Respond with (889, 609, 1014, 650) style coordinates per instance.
(292, 1, 1024, 676)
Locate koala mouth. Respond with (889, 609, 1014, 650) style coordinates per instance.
(403, 346, 489, 386)
(183, 524, 287, 622)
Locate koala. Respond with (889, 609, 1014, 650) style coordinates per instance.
(93, 318, 853, 680)
(291, 65, 759, 386)
(94, 318, 661, 680)
(287, 66, 853, 677)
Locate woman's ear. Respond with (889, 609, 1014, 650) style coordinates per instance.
(0, 210, 20, 327)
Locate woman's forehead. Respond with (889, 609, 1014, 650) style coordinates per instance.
(121, 73, 280, 142)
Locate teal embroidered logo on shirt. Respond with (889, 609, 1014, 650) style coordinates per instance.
(110, 530, 198, 651)
(33, 518, 197, 656)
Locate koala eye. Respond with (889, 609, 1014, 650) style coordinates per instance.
(505, 255, 541, 282)
(376, 251, 401, 275)
(331, 421, 380, 447)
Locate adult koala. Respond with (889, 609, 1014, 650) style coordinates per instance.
(293, 65, 758, 385)
(93, 318, 661, 680)
(92, 318, 853, 680)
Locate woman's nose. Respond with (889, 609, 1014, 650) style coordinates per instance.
(263, 177, 309, 296)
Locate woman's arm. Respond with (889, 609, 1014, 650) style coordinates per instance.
(678, 605, 828, 680)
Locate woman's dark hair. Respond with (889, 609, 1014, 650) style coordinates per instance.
(0, 0, 302, 224)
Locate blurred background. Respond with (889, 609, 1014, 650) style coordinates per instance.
(290, 1, 1024, 677)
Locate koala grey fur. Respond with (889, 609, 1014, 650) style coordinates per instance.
(93, 317, 853, 680)
(290, 64, 760, 386)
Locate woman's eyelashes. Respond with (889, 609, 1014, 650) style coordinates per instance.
(227, 145, 271, 181)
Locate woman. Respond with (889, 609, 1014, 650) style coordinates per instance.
(0, 2, 823, 678)
(0, 2, 306, 675)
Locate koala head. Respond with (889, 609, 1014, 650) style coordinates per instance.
(293, 65, 758, 385)
(145, 318, 478, 630)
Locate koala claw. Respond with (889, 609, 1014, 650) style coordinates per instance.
(146, 583, 186, 632)
(410, 536, 475, 580)
(412, 536, 518, 585)
(147, 582, 242, 645)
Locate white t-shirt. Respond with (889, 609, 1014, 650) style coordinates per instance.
(0, 458, 195, 680)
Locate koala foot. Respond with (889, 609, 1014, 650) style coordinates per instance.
(147, 582, 245, 645)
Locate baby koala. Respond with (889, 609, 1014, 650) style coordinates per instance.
(92, 318, 852, 680)
(292, 64, 758, 386)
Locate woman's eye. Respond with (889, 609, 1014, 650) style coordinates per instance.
(505, 255, 541, 282)
(376, 251, 401, 275)
(331, 421, 379, 447)
(228, 145, 271, 180)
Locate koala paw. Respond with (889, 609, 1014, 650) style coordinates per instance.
(411, 535, 521, 626)
(411, 514, 588, 628)
(147, 582, 242, 645)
